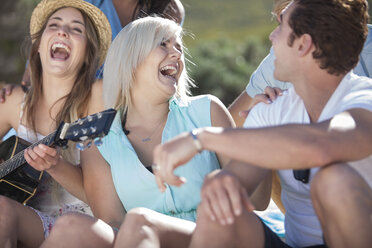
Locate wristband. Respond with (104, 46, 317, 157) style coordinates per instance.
(190, 129, 203, 153)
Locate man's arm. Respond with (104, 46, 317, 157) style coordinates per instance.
(198, 108, 372, 169)
(153, 108, 372, 185)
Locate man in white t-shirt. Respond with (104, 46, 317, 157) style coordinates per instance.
(153, 0, 372, 247)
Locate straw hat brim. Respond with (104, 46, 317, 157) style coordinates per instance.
(30, 0, 111, 66)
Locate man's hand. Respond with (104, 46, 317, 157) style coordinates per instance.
(153, 131, 201, 191)
(24, 144, 61, 172)
(239, 86, 284, 118)
(200, 169, 255, 225)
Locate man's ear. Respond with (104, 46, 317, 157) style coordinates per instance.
(298, 34, 313, 57)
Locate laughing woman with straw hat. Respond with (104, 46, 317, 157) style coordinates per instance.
(0, 0, 111, 246)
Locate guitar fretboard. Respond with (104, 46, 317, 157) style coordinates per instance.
(0, 131, 57, 179)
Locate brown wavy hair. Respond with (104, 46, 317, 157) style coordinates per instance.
(287, 0, 369, 75)
(25, 8, 100, 135)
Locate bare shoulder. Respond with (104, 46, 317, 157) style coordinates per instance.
(0, 86, 24, 135)
(0, 86, 24, 117)
(210, 96, 235, 128)
(87, 79, 104, 115)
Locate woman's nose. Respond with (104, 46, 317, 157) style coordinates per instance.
(169, 47, 181, 59)
(57, 26, 69, 38)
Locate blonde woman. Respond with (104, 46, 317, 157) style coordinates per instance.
(0, 0, 111, 246)
(41, 16, 236, 248)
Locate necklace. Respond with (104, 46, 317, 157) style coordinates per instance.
(126, 112, 168, 142)
(141, 117, 164, 142)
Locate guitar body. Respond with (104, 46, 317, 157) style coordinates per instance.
(0, 136, 43, 204)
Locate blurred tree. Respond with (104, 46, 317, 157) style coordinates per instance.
(187, 37, 270, 106)
(0, 0, 38, 84)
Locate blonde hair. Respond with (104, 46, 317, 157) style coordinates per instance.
(102, 16, 192, 114)
(272, 0, 292, 16)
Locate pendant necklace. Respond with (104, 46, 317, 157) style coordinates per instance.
(125, 111, 168, 143)
(141, 117, 164, 142)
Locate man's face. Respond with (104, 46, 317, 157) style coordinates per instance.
(269, 2, 298, 82)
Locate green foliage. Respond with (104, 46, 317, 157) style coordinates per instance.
(182, 0, 277, 48)
(187, 37, 270, 106)
(181, 0, 277, 105)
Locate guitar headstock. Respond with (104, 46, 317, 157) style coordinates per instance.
(55, 108, 117, 149)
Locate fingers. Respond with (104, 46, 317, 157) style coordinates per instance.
(0, 83, 16, 103)
(240, 187, 255, 212)
(264, 86, 283, 101)
(24, 144, 59, 171)
(215, 187, 234, 225)
(202, 198, 216, 222)
(253, 93, 272, 104)
(153, 166, 167, 192)
(5, 84, 14, 95)
(0, 88, 5, 103)
(225, 178, 244, 216)
(201, 171, 254, 226)
(273, 87, 283, 96)
(152, 134, 194, 190)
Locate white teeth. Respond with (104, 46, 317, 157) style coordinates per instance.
(160, 65, 178, 76)
(51, 42, 71, 54)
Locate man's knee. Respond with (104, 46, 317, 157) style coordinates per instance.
(311, 163, 370, 209)
(196, 203, 258, 235)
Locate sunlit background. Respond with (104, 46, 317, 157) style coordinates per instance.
(1, 0, 371, 106)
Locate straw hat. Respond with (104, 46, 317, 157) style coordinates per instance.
(30, 0, 112, 66)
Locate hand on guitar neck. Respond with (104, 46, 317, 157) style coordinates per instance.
(24, 144, 61, 173)
(0, 108, 117, 204)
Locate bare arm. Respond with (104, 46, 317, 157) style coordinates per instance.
(0, 86, 23, 138)
(80, 79, 124, 225)
(199, 108, 372, 170)
(81, 146, 125, 228)
(154, 108, 372, 186)
(228, 90, 253, 127)
(210, 97, 235, 168)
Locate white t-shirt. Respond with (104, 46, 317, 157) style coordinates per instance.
(244, 72, 372, 247)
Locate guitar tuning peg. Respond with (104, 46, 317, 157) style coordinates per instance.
(90, 126, 97, 133)
(73, 130, 79, 137)
(86, 141, 92, 148)
(94, 137, 103, 146)
(76, 142, 86, 151)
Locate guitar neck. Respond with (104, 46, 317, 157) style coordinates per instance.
(0, 131, 57, 179)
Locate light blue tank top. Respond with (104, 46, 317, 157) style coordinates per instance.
(98, 95, 220, 221)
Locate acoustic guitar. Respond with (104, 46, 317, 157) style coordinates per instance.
(0, 108, 116, 204)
